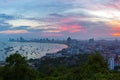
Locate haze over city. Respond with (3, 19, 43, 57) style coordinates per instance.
(0, 0, 120, 40)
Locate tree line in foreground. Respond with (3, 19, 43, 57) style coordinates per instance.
(0, 53, 120, 80)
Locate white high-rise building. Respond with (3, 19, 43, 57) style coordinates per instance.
(108, 57, 114, 70)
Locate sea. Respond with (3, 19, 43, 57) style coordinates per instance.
(0, 42, 68, 61)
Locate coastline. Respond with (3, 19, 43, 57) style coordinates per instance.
(0, 41, 68, 61)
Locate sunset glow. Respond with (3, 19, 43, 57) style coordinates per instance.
(0, 0, 120, 39)
(112, 33, 120, 37)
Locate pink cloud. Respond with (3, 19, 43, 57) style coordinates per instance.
(59, 24, 83, 33)
(0, 30, 29, 34)
(105, 0, 120, 10)
(44, 23, 84, 34)
(107, 4, 120, 10)
(60, 17, 75, 23)
(41, 24, 83, 37)
(42, 33, 63, 37)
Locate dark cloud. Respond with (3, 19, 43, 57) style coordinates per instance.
(0, 14, 14, 31)
(0, 14, 14, 20)
(28, 29, 44, 32)
(0, 22, 12, 31)
(49, 13, 63, 17)
(13, 26, 29, 30)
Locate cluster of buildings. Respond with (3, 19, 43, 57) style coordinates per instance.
(9, 37, 120, 70)
(46, 38, 120, 70)
(9, 37, 66, 43)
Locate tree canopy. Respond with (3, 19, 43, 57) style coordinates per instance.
(2, 53, 37, 80)
(0, 53, 119, 80)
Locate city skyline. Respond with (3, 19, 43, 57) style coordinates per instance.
(0, 0, 120, 40)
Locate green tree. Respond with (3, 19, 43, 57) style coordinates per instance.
(86, 53, 108, 72)
(2, 53, 37, 80)
(80, 53, 112, 80)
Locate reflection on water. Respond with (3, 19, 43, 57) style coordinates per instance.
(0, 42, 68, 61)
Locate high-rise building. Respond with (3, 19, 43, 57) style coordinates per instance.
(108, 57, 114, 70)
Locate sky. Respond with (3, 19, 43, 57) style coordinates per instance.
(0, 0, 120, 40)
